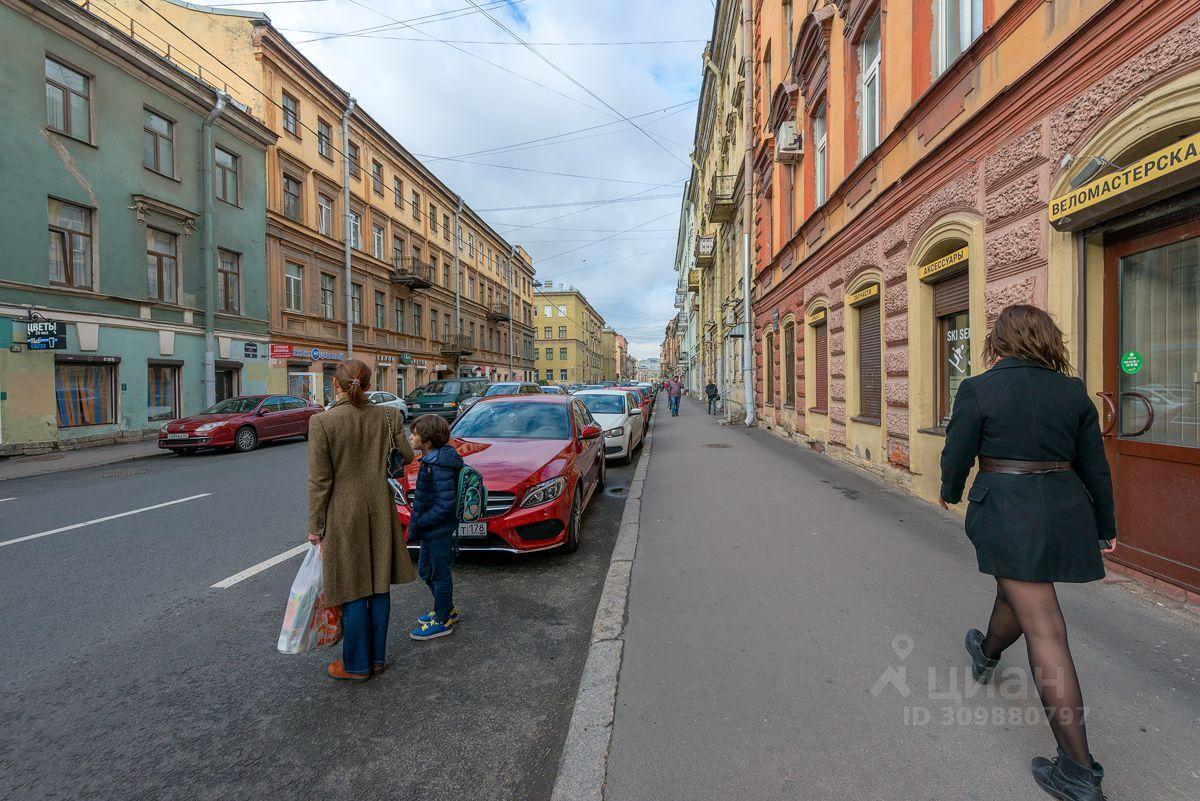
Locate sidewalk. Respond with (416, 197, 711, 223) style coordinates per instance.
(604, 398, 1200, 801)
(0, 440, 166, 482)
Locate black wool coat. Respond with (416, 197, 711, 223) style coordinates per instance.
(940, 357, 1116, 583)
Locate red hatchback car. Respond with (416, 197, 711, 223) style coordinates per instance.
(397, 394, 606, 553)
(158, 394, 320, 454)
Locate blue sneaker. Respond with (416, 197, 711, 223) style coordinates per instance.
(418, 607, 460, 627)
(410, 616, 454, 640)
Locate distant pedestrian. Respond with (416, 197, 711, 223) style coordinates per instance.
(308, 359, 416, 682)
(940, 305, 1115, 801)
(407, 414, 463, 640)
(704, 381, 719, 415)
(667, 376, 682, 416)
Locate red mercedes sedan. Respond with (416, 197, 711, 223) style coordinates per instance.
(157, 394, 320, 454)
(397, 394, 606, 553)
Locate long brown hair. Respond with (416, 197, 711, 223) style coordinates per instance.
(334, 359, 372, 407)
(982, 304, 1072, 374)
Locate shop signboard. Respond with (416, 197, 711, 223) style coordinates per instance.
(26, 320, 67, 350)
(269, 344, 345, 362)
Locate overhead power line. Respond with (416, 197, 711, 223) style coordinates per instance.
(289, 0, 533, 43)
(424, 154, 682, 186)
(285, 32, 707, 47)
(535, 209, 680, 266)
(477, 194, 680, 212)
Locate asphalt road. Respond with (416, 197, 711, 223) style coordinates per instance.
(0, 436, 639, 801)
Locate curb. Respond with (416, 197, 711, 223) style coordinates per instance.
(0, 449, 170, 483)
(550, 416, 654, 801)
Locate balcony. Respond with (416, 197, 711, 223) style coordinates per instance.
(694, 234, 716, 268)
(706, 174, 737, 223)
(440, 334, 475, 356)
(687, 269, 701, 292)
(487, 303, 511, 322)
(392, 257, 434, 289)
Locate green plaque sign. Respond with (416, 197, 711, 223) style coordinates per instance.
(1120, 350, 1143, 375)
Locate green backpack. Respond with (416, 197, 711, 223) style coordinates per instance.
(456, 464, 487, 524)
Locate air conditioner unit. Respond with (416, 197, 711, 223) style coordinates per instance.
(775, 120, 803, 163)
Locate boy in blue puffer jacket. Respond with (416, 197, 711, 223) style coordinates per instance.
(407, 414, 463, 640)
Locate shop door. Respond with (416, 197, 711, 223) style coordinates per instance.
(215, 368, 238, 402)
(322, 366, 337, 405)
(1103, 215, 1200, 593)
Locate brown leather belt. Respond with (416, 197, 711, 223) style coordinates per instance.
(979, 457, 1072, 475)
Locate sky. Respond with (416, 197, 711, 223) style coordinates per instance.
(240, 0, 711, 358)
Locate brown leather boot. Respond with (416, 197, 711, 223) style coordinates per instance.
(327, 660, 370, 682)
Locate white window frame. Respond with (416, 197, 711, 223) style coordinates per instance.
(318, 194, 332, 236)
(858, 17, 881, 158)
(814, 105, 828, 206)
(935, 0, 984, 76)
(348, 210, 362, 250)
(372, 224, 384, 259)
(284, 263, 303, 312)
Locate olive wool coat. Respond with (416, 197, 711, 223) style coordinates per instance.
(940, 357, 1116, 583)
(307, 400, 416, 606)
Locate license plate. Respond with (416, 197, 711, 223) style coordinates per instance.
(167, 433, 188, 440)
(457, 521, 487, 538)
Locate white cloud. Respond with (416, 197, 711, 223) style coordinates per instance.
(261, 0, 707, 358)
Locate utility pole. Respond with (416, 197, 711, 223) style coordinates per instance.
(453, 196, 463, 377)
(740, 0, 756, 427)
(341, 96, 356, 359)
(200, 91, 227, 408)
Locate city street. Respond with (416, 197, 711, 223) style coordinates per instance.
(0, 439, 640, 801)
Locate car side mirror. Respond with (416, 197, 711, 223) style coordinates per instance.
(580, 423, 602, 440)
(630, 407, 643, 416)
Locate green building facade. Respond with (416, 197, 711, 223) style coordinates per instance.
(0, 0, 276, 454)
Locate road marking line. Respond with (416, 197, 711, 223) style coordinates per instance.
(0, 498, 15, 503)
(0, 493, 211, 549)
(211, 543, 309, 589)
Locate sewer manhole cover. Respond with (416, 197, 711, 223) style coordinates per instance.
(702, 443, 733, 448)
(103, 469, 148, 478)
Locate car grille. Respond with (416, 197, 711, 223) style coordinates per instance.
(486, 491, 516, 517)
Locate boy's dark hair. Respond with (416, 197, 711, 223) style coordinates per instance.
(413, 414, 451, 449)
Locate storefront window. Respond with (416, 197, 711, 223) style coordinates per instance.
(147, 365, 179, 422)
(938, 310, 971, 423)
(55, 362, 115, 427)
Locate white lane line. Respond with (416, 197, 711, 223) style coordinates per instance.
(0, 493, 211, 549)
(0, 498, 15, 503)
(211, 543, 309, 589)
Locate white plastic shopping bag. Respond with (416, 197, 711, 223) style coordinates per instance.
(277, 543, 342, 653)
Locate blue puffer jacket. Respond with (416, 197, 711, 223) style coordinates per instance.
(408, 445, 464, 541)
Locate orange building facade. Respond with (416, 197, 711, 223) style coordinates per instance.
(751, 0, 1200, 594)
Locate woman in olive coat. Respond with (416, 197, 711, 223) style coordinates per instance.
(308, 359, 415, 681)
(940, 305, 1116, 801)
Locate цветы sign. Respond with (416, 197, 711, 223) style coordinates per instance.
(1049, 131, 1200, 223)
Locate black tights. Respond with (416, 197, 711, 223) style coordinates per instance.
(981, 577, 1091, 765)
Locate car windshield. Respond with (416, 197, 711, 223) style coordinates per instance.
(454, 401, 570, 439)
(483, 383, 519, 397)
(578, 394, 625, 414)
(410, 380, 463, 401)
(541, 386, 564, 394)
(200, 397, 261, 415)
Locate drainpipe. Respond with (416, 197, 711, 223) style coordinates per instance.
(507, 244, 516, 380)
(741, 0, 756, 427)
(1076, 233, 1087, 385)
(454, 196, 464, 376)
(341, 96, 356, 358)
(200, 91, 228, 408)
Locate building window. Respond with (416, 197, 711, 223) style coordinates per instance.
(284, 263, 303, 311)
(783, 321, 796, 406)
(443, 214, 451, 241)
(375, 290, 386, 328)
(935, 0, 983, 76)
(48, 198, 92, 288)
(146, 228, 178, 303)
(321, 273, 336, 318)
(558, 326, 567, 339)
(283, 174, 302, 222)
(413, 303, 422, 335)
(813, 105, 828, 206)
(933, 269, 971, 423)
(372, 224, 384, 259)
(281, 92, 299, 136)
(217, 250, 240, 314)
(392, 235, 404, 267)
(442, 260, 450, 288)
(147, 364, 179, 422)
(394, 297, 405, 332)
(544, 326, 552, 339)
(468, 232, 475, 258)
(812, 320, 829, 411)
(430, 309, 439, 340)
(347, 142, 360, 178)
(317, 118, 332, 158)
(348, 210, 362, 249)
(351, 283, 362, 324)
(559, 347, 568, 360)
(856, 295, 882, 420)
(859, 16, 882, 157)
(765, 331, 776, 404)
(55, 362, 115, 426)
(215, 147, 239, 205)
(560, 369, 568, 382)
(393, 177, 403, 206)
(371, 160, 383, 194)
(546, 347, 553, 360)
(429, 203, 438, 233)
(411, 190, 420, 221)
(318, 194, 333, 236)
(762, 45, 772, 107)
(45, 57, 90, 141)
(143, 109, 174, 176)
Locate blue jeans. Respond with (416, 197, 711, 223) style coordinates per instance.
(668, 395, 680, 415)
(341, 592, 390, 675)
(418, 535, 455, 624)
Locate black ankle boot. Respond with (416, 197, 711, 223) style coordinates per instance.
(1031, 748, 1105, 801)
(964, 628, 998, 683)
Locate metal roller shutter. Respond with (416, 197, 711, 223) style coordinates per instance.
(933, 269, 970, 316)
(814, 323, 829, 410)
(858, 300, 882, 419)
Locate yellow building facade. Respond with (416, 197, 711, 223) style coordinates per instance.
(533, 284, 605, 386)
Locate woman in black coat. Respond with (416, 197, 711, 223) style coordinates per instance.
(940, 305, 1116, 801)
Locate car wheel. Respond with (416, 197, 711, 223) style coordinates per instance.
(233, 426, 258, 453)
(562, 487, 582, 553)
(619, 434, 633, 466)
(597, 454, 607, 489)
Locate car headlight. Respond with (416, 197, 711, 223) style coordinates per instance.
(195, 422, 225, 434)
(159, 424, 170, 433)
(520, 476, 566, 508)
(605, 427, 624, 438)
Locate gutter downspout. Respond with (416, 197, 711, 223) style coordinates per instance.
(200, 91, 228, 408)
(1076, 233, 1087, 385)
(507, 244, 516, 380)
(341, 96, 356, 358)
(454, 196, 464, 377)
(741, 0, 756, 427)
